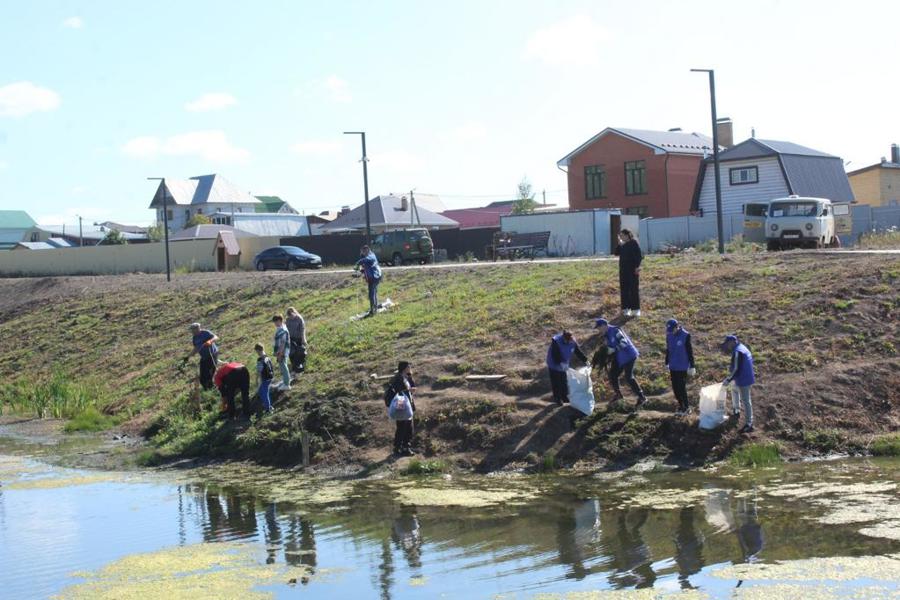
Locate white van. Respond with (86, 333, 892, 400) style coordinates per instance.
(765, 196, 852, 250)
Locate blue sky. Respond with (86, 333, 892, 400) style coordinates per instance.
(1, 0, 899, 226)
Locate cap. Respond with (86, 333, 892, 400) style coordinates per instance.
(189, 322, 201, 330)
(720, 334, 738, 349)
(666, 319, 678, 332)
(593, 318, 609, 329)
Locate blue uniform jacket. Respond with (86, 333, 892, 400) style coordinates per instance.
(605, 326, 639, 367)
(729, 343, 756, 387)
(546, 334, 586, 372)
(666, 329, 694, 372)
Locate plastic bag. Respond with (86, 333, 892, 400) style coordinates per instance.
(388, 393, 414, 421)
(567, 366, 595, 416)
(698, 383, 728, 430)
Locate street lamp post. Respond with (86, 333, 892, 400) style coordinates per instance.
(691, 68, 725, 254)
(147, 177, 172, 282)
(343, 131, 371, 244)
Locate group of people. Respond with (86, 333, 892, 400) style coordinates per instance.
(185, 307, 308, 419)
(545, 227, 757, 433)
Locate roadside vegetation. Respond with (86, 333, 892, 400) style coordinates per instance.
(0, 253, 897, 471)
(856, 228, 900, 250)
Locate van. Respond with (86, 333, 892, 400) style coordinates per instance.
(371, 228, 435, 265)
(765, 196, 852, 250)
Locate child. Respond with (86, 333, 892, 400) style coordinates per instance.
(255, 343, 275, 414)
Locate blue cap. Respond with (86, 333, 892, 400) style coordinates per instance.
(666, 319, 678, 332)
(721, 334, 738, 348)
(594, 318, 609, 329)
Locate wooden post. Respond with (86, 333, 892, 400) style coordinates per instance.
(301, 431, 310, 467)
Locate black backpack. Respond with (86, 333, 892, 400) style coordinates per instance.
(260, 357, 275, 380)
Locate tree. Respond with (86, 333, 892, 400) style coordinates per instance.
(147, 222, 164, 242)
(511, 177, 538, 215)
(104, 229, 128, 245)
(186, 213, 211, 228)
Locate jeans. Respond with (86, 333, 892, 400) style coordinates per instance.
(548, 368, 569, 404)
(368, 279, 380, 313)
(259, 379, 272, 412)
(277, 356, 291, 387)
(731, 385, 753, 426)
(394, 419, 413, 452)
(670, 370, 689, 411)
(609, 359, 645, 400)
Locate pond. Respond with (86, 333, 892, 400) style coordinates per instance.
(1, 447, 899, 599)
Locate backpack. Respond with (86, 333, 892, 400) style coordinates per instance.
(260, 357, 274, 380)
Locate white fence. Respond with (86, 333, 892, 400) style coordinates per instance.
(639, 214, 746, 252)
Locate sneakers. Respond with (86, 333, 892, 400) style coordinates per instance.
(636, 395, 647, 408)
(632, 309, 641, 317)
(623, 309, 633, 317)
(739, 424, 755, 434)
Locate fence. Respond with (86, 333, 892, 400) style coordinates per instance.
(850, 205, 900, 239)
(639, 214, 745, 253)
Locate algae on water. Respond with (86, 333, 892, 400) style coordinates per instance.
(710, 553, 900, 582)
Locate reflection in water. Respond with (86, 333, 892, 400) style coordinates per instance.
(604, 509, 657, 589)
(673, 507, 705, 589)
(392, 508, 423, 570)
(556, 499, 600, 580)
(735, 495, 764, 562)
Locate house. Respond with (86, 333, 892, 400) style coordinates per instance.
(557, 126, 720, 218)
(254, 196, 298, 214)
(210, 212, 310, 237)
(307, 211, 338, 235)
(148, 174, 261, 231)
(0, 210, 43, 250)
(38, 223, 148, 245)
(12, 237, 74, 250)
(847, 144, 900, 207)
(98, 221, 149, 235)
(441, 200, 517, 230)
(169, 224, 257, 241)
(694, 138, 855, 218)
(320, 194, 459, 233)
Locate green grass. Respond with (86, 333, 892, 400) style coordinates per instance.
(832, 298, 856, 311)
(401, 459, 451, 475)
(64, 407, 115, 432)
(858, 230, 900, 250)
(729, 443, 782, 468)
(538, 451, 557, 473)
(802, 429, 844, 453)
(0, 371, 108, 419)
(871, 434, 900, 456)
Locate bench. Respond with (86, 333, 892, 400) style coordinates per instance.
(492, 231, 551, 261)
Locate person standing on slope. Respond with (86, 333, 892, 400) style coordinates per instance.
(594, 318, 647, 408)
(665, 319, 696, 416)
(546, 330, 588, 406)
(721, 334, 756, 434)
(185, 323, 219, 390)
(613, 229, 643, 317)
(355, 245, 383, 317)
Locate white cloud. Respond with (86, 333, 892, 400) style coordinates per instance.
(374, 150, 426, 173)
(121, 130, 250, 163)
(524, 15, 610, 67)
(440, 122, 487, 144)
(184, 92, 237, 112)
(62, 16, 83, 29)
(0, 82, 61, 117)
(323, 75, 351, 103)
(290, 140, 342, 155)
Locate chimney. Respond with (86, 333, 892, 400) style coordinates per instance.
(716, 117, 734, 148)
(891, 144, 900, 164)
(400, 196, 409, 211)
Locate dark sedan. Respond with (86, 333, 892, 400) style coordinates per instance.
(254, 246, 322, 271)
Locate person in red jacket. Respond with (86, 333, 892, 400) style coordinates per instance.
(213, 362, 250, 419)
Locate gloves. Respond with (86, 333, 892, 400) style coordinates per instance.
(688, 368, 696, 378)
(722, 378, 731, 386)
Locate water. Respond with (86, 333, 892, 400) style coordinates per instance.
(1, 449, 899, 599)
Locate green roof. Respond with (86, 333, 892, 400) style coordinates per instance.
(254, 196, 286, 213)
(0, 210, 37, 229)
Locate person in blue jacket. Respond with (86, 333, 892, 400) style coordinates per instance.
(721, 334, 756, 433)
(355, 244, 383, 317)
(594, 318, 647, 407)
(546, 330, 588, 406)
(665, 319, 696, 415)
(185, 322, 219, 390)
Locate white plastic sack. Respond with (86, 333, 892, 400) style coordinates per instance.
(698, 383, 728, 430)
(388, 394, 414, 421)
(567, 366, 595, 416)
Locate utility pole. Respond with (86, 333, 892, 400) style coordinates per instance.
(343, 131, 371, 244)
(691, 68, 725, 254)
(542, 189, 546, 205)
(77, 215, 83, 247)
(147, 177, 172, 282)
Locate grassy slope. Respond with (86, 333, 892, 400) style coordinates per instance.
(0, 253, 898, 470)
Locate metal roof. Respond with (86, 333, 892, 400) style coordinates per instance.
(148, 174, 261, 209)
(0, 210, 37, 230)
(15, 242, 55, 250)
(169, 224, 258, 241)
(558, 127, 715, 166)
(321, 195, 460, 231)
(46, 237, 73, 248)
(846, 160, 900, 177)
(223, 213, 310, 237)
(39, 224, 147, 241)
(715, 138, 837, 161)
(780, 155, 855, 202)
(215, 230, 242, 256)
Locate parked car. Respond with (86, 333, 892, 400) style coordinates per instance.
(371, 229, 435, 265)
(764, 195, 852, 250)
(254, 246, 322, 270)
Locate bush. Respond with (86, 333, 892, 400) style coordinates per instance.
(0, 372, 108, 419)
(401, 459, 450, 475)
(729, 443, 781, 467)
(64, 408, 115, 432)
(539, 451, 557, 473)
(871, 434, 900, 456)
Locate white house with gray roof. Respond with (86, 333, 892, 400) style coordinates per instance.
(148, 174, 262, 231)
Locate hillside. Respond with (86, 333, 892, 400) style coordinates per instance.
(1, 253, 898, 472)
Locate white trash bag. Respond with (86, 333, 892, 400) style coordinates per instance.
(567, 366, 595, 416)
(388, 394, 414, 421)
(698, 383, 728, 430)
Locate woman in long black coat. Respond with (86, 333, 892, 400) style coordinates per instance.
(614, 228, 643, 317)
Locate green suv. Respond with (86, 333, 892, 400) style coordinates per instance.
(371, 229, 435, 265)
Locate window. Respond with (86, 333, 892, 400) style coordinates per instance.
(584, 165, 606, 199)
(832, 204, 850, 216)
(769, 202, 819, 217)
(730, 166, 759, 185)
(625, 161, 647, 195)
(623, 206, 648, 218)
(743, 203, 768, 217)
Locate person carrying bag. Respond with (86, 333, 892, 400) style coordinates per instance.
(385, 361, 416, 456)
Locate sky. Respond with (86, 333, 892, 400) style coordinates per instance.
(1, 0, 899, 227)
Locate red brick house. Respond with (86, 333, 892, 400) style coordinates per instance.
(557, 127, 717, 218)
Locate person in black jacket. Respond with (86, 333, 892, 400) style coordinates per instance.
(385, 361, 417, 456)
(614, 229, 643, 317)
